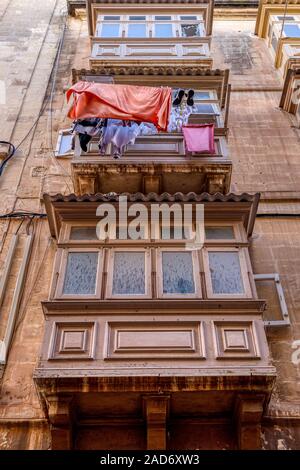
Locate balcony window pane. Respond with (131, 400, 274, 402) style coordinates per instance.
(162, 252, 195, 294)
(100, 23, 120, 37)
(180, 16, 198, 20)
(154, 23, 173, 37)
(128, 23, 147, 37)
(181, 23, 201, 37)
(103, 16, 121, 21)
(58, 133, 72, 155)
(155, 16, 172, 21)
(70, 227, 97, 240)
(208, 251, 244, 294)
(161, 226, 189, 240)
(283, 24, 300, 38)
(63, 252, 98, 295)
(112, 252, 145, 295)
(277, 16, 295, 21)
(129, 16, 146, 21)
(194, 103, 215, 114)
(205, 226, 234, 240)
(194, 91, 211, 100)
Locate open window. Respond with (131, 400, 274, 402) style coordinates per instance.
(254, 273, 290, 327)
(55, 129, 73, 157)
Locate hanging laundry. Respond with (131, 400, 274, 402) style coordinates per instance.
(182, 124, 215, 154)
(66, 81, 172, 132)
(72, 118, 105, 152)
(98, 119, 142, 159)
(138, 122, 158, 136)
(168, 103, 194, 133)
(111, 121, 141, 159)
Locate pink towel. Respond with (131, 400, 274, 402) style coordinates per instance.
(182, 124, 215, 154)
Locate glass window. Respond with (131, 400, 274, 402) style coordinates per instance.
(205, 226, 235, 240)
(103, 16, 121, 21)
(100, 23, 120, 38)
(162, 251, 195, 294)
(128, 23, 147, 37)
(70, 227, 97, 240)
(180, 16, 198, 20)
(129, 16, 146, 21)
(194, 103, 216, 114)
(112, 252, 145, 295)
(63, 252, 98, 295)
(208, 251, 244, 295)
(181, 23, 201, 37)
(283, 24, 300, 38)
(57, 133, 72, 156)
(277, 16, 295, 21)
(154, 23, 173, 37)
(155, 16, 172, 21)
(161, 226, 189, 240)
(194, 91, 211, 100)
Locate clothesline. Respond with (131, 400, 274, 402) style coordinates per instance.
(67, 82, 216, 158)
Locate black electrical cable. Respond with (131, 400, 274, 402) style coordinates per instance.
(0, 141, 16, 176)
(256, 213, 300, 218)
(0, 211, 47, 219)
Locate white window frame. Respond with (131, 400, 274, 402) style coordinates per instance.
(157, 247, 201, 299)
(203, 247, 252, 299)
(254, 273, 290, 327)
(55, 247, 103, 300)
(106, 248, 152, 299)
(55, 129, 73, 157)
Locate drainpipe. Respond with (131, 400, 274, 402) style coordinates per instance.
(0, 233, 34, 378)
(0, 234, 19, 308)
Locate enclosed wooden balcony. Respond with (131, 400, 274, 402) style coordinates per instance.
(71, 132, 231, 195)
(35, 193, 276, 450)
(67, 68, 231, 195)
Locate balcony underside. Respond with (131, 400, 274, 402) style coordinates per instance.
(34, 374, 275, 450)
(72, 160, 232, 195)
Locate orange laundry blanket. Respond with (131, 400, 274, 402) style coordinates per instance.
(66, 81, 172, 132)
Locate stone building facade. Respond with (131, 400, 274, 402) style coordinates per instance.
(0, 0, 299, 450)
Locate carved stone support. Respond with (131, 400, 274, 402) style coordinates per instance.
(234, 394, 265, 450)
(143, 395, 169, 450)
(206, 173, 226, 194)
(143, 175, 161, 194)
(78, 174, 97, 195)
(47, 395, 74, 450)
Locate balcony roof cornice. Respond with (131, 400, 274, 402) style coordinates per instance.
(43, 191, 260, 240)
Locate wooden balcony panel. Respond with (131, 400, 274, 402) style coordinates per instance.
(89, 38, 212, 70)
(71, 134, 232, 195)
